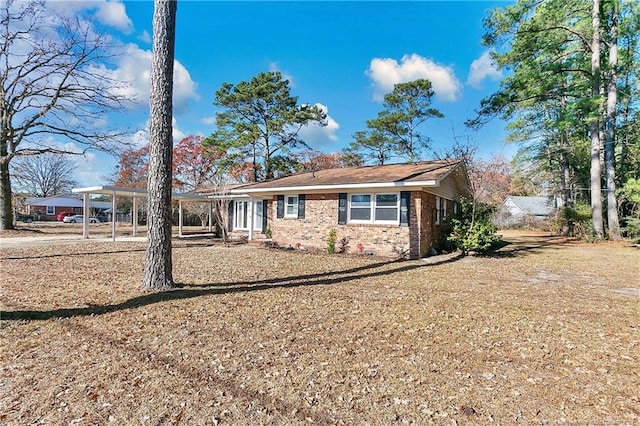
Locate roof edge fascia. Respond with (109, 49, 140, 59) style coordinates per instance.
(72, 185, 149, 195)
(231, 180, 439, 194)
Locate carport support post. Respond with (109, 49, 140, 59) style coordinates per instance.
(178, 199, 183, 237)
(82, 193, 90, 239)
(208, 201, 213, 232)
(248, 197, 254, 241)
(132, 196, 138, 237)
(111, 191, 116, 242)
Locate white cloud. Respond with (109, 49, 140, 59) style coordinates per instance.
(130, 129, 149, 149)
(201, 116, 216, 125)
(467, 50, 502, 89)
(269, 62, 296, 88)
(71, 151, 104, 186)
(172, 117, 185, 143)
(298, 103, 339, 147)
(108, 44, 199, 114)
(127, 117, 185, 148)
(46, 0, 133, 34)
(366, 53, 462, 102)
(95, 1, 133, 34)
(138, 30, 152, 44)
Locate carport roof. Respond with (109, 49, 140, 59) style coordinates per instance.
(71, 185, 209, 201)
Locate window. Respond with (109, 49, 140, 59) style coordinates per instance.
(374, 193, 399, 222)
(234, 201, 248, 230)
(348, 193, 399, 224)
(350, 194, 371, 221)
(443, 199, 448, 221)
(285, 195, 298, 218)
(435, 196, 441, 225)
(46, 206, 54, 215)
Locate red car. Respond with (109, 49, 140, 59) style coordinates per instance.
(57, 211, 75, 221)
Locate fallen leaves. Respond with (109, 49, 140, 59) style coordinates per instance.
(0, 232, 639, 424)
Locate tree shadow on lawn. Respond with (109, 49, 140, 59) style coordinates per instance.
(0, 240, 219, 260)
(485, 234, 576, 258)
(0, 247, 147, 260)
(2, 254, 464, 322)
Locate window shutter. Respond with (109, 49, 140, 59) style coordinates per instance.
(276, 195, 284, 218)
(400, 191, 410, 227)
(338, 193, 347, 225)
(297, 194, 305, 219)
(227, 201, 234, 231)
(262, 199, 268, 231)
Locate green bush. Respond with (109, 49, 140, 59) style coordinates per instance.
(326, 228, 337, 254)
(562, 203, 598, 242)
(449, 221, 500, 254)
(622, 218, 640, 243)
(620, 179, 640, 242)
(447, 198, 499, 255)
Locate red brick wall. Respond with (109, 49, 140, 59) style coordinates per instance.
(419, 194, 455, 255)
(268, 193, 414, 258)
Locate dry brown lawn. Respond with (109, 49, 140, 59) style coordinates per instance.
(1, 230, 638, 425)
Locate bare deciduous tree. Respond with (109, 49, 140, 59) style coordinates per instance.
(0, 0, 129, 230)
(142, 0, 177, 291)
(210, 176, 231, 243)
(10, 153, 78, 197)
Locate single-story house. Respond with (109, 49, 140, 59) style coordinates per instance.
(225, 160, 471, 259)
(25, 195, 112, 220)
(501, 196, 558, 226)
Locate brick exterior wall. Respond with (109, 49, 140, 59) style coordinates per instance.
(240, 191, 453, 259)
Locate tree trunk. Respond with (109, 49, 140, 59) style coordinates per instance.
(558, 89, 573, 236)
(0, 157, 14, 230)
(142, 0, 177, 291)
(252, 143, 257, 183)
(604, 0, 621, 240)
(560, 131, 574, 236)
(590, 0, 604, 239)
(264, 142, 271, 181)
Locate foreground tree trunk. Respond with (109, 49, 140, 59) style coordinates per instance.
(604, 0, 621, 240)
(590, 0, 605, 239)
(142, 0, 177, 291)
(0, 158, 13, 229)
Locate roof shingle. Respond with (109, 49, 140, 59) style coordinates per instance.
(234, 160, 463, 191)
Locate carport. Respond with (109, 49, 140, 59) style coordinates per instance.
(71, 185, 212, 241)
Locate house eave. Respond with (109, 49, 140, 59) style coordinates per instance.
(230, 180, 440, 195)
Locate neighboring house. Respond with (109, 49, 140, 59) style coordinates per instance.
(25, 195, 111, 220)
(501, 196, 558, 226)
(225, 160, 471, 259)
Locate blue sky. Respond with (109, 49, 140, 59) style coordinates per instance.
(46, 1, 516, 185)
